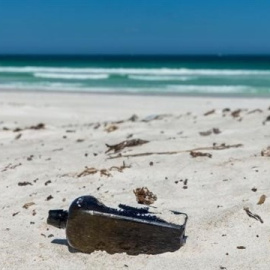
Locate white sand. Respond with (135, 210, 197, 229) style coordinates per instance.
(0, 91, 270, 270)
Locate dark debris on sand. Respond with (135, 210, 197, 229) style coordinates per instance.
(133, 187, 157, 205)
(18, 181, 32, 186)
(105, 139, 149, 153)
(190, 151, 212, 158)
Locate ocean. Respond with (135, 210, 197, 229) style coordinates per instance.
(1, 55, 270, 96)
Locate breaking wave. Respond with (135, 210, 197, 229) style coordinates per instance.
(1, 66, 270, 76)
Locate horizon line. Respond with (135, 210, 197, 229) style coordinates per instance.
(1, 53, 270, 57)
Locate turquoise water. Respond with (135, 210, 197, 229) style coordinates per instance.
(1, 55, 270, 96)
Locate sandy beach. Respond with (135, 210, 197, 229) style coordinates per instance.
(1, 91, 270, 270)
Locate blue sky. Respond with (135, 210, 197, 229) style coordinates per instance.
(0, 0, 270, 54)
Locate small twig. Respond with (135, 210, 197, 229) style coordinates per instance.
(77, 167, 98, 177)
(77, 162, 131, 177)
(99, 169, 112, 177)
(109, 161, 131, 172)
(108, 143, 243, 159)
(243, 207, 263, 223)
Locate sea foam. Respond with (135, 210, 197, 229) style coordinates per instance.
(1, 66, 270, 76)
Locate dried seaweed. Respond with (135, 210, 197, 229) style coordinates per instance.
(2, 163, 22, 172)
(199, 128, 221, 136)
(23, 202, 35, 209)
(261, 146, 270, 157)
(93, 123, 101, 129)
(13, 123, 45, 132)
(236, 246, 246, 249)
(15, 133, 22, 140)
(133, 187, 157, 205)
(46, 195, 53, 201)
(212, 143, 243, 150)
(190, 151, 212, 158)
(99, 169, 112, 177)
(109, 161, 131, 172)
(231, 109, 241, 118)
(77, 167, 98, 177)
(108, 143, 243, 159)
(247, 109, 263, 114)
(204, 109, 215, 116)
(104, 125, 118, 133)
(212, 128, 221, 134)
(128, 114, 139, 122)
(27, 155, 34, 161)
(108, 114, 139, 125)
(105, 139, 149, 153)
(18, 181, 32, 186)
(45, 180, 52, 186)
(243, 207, 263, 223)
(263, 115, 270, 125)
(29, 123, 45, 130)
(257, 195, 266, 205)
(141, 114, 170, 122)
(199, 130, 212, 136)
(77, 162, 130, 178)
(222, 108, 230, 113)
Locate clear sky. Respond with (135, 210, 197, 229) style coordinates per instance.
(0, 0, 270, 55)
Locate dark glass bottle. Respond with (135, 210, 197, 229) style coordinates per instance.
(47, 195, 188, 255)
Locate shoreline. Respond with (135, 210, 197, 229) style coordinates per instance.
(1, 87, 270, 99)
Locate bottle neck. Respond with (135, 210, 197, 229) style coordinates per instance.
(47, 209, 68, 229)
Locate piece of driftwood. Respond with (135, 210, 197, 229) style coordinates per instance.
(105, 139, 149, 153)
(108, 143, 243, 159)
(243, 207, 263, 223)
(133, 187, 157, 205)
